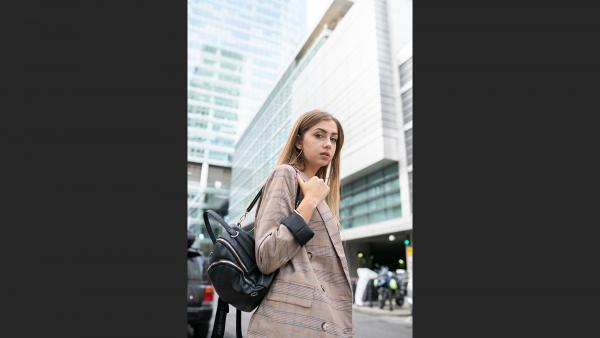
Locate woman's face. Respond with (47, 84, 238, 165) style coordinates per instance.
(297, 119, 339, 169)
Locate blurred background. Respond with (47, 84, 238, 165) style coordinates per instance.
(187, 1, 412, 337)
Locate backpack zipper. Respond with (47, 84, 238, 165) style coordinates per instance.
(208, 259, 252, 284)
(216, 238, 249, 273)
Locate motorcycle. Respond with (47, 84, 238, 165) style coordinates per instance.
(367, 266, 405, 311)
(393, 269, 408, 307)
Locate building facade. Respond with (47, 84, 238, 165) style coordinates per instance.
(229, 0, 413, 278)
(187, 0, 306, 242)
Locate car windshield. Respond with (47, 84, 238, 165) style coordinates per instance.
(187, 256, 204, 280)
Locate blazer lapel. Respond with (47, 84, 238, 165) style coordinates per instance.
(315, 202, 353, 292)
(295, 167, 352, 292)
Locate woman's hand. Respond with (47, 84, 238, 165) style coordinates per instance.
(296, 173, 329, 205)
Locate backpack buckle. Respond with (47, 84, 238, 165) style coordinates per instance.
(237, 211, 248, 227)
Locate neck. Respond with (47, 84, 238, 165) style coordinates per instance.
(301, 163, 319, 178)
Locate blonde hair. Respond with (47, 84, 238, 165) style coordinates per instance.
(277, 110, 345, 227)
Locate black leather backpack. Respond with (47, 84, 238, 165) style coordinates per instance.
(203, 183, 302, 338)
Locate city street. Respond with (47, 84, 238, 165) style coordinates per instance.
(193, 296, 412, 338)
(353, 310, 412, 338)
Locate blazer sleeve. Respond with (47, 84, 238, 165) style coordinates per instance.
(254, 164, 314, 274)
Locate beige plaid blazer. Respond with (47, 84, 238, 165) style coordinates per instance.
(247, 164, 354, 337)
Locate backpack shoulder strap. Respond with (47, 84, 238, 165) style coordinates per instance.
(236, 309, 242, 338)
(245, 165, 303, 229)
(211, 298, 230, 338)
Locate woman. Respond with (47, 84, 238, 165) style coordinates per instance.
(247, 110, 353, 337)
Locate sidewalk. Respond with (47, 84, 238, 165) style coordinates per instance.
(352, 302, 412, 317)
(204, 295, 412, 338)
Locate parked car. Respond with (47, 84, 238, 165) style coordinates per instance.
(188, 232, 214, 338)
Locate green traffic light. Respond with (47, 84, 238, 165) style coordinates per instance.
(404, 239, 410, 246)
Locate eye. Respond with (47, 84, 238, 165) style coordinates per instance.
(315, 133, 323, 138)
(331, 138, 338, 143)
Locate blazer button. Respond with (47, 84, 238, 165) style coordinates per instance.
(307, 251, 313, 259)
(321, 322, 328, 331)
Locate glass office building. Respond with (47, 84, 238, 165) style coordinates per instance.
(229, 0, 413, 276)
(227, 33, 331, 224)
(187, 0, 306, 241)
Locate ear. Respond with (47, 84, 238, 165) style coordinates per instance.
(295, 134, 303, 150)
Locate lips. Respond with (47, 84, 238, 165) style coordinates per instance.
(320, 152, 330, 158)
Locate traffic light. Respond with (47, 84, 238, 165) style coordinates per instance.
(404, 238, 410, 246)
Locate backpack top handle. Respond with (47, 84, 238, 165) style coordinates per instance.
(203, 210, 238, 244)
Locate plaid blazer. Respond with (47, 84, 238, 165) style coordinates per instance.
(247, 164, 354, 337)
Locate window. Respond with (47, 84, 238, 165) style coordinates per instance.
(368, 197, 385, 211)
(202, 45, 217, 54)
(384, 180, 398, 193)
(211, 137, 235, 147)
(209, 150, 232, 162)
(214, 96, 238, 108)
(384, 163, 399, 177)
(385, 193, 401, 206)
(369, 210, 387, 223)
(218, 73, 241, 84)
(367, 185, 383, 198)
(339, 163, 402, 229)
(212, 122, 236, 135)
(405, 129, 413, 166)
(388, 207, 402, 219)
(214, 86, 240, 96)
(340, 208, 351, 220)
(220, 61, 239, 72)
(408, 171, 413, 211)
(202, 58, 216, 66)
(194, 67, 214, 77)
(402, 88, 413, 123)
(187, 117, 208, 129)
(221, 49, 243, 61)
(353, 203, 368, 216)
(214, 109, 238, 121)
(188, 91, 210, 103)
(190, 79, 211, 90)
(368, 171, 384, 184)
(399, 57, 412, 87)
(189, 135, 207, 142)
(193, 106, 209, 115)
(188, 147, 205, 157)
(353, 215, 368, 227)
